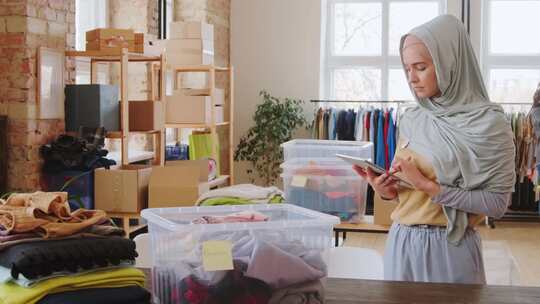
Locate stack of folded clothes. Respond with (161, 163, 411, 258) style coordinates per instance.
(196, 184, 285, 206)
(0, 191, 150, 304)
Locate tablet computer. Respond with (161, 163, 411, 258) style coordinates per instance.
(336, 154, 414, 189)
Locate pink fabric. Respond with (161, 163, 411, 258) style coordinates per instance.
(192, 211, 269, 224)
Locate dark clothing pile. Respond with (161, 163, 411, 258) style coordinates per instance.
(40, 127, 115, 174)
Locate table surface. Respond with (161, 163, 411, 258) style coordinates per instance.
(140, 268, 540, 303)
(334, 215, 391, 232)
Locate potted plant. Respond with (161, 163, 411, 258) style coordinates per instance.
(235, 90, 307, 186)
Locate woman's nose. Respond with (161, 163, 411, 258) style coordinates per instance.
(409, 71, 419, 83)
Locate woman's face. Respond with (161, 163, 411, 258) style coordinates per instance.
(402, 35, 441, 99)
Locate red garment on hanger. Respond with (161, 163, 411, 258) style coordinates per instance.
(384, 110, 390, 170)
(364, 111, 371, 141)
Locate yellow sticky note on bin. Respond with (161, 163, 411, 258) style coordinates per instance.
(291, 175, 308, 188)
(202, 240, 234, 271)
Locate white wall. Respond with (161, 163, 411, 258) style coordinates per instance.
(231, 0, 323, 183)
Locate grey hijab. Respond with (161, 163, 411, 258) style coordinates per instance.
(398, 15, 516, 245)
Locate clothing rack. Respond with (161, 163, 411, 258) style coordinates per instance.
(314, 100, 540, 227)
(489, 103, 540, 227)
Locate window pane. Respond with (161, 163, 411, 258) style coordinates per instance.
(389, 2, 439, 55)
(333, 68, 382, 100)
(389, 69, 414, 100)
(333, 3, 382, 56)
(489, 69, 540, 102)
(490, 1, 540, 54)
(75, 0, 107, 50)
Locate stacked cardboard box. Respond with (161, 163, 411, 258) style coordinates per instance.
(166, 88, 224, 124)
(148, 160, 210, 208)
(165, 21, 224, 124)
(85, 28, 144, 53)
(94, 165, 152, 213)
(129, 101, 164, 131)
(94, 160, 211, 212)
(167, 21, 214, 89)
(166, 22, 214, 66)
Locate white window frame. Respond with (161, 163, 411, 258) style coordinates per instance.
(323, 0, 446, 100)
(75, 0, 108, 51)
(476, 0, 540, 102)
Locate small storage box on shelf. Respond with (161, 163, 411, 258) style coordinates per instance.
(141, 204, 339, 304)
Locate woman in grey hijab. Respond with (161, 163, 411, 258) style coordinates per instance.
(355, 15, 515, 284)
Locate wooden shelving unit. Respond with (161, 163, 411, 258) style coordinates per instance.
(65, 48, 166, 166)
(166, 64, 235, 186)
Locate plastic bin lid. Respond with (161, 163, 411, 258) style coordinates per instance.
(141, 203, 341, 233)
(281, 139, 373, 149)
(280, 157, 370, 168)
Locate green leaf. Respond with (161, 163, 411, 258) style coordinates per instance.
(69, 194, 85, 209)
(234, 90, 306, 186)
(59, 171, 91, 192)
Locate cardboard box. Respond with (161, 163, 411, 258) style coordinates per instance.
(373, 195, 397, 226)
(169, 21, 214, 41)
(94, 165, 152, 213)
(149, 160, 210, 208)
(180, 73, 210, 89)
(145, 39, 166, 56)
(129, 101, 164, 131)
(166, 91, 224, 124)
(176, 88, 225, 105)
(166, 39, 214, 66)
(134, 33, 144, 44)
(86, 28, 134, 41)
(86, 39, 136, 52)
(133, 44, 144, 54)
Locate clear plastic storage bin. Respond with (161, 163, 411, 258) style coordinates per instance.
(281, 158, 368, 222)
(141, 204, 339, 304)
(281, 139, 373, 162)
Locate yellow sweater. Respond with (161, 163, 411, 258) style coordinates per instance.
(0, 268, 145, 304)
(390, 147, 447, 226)
(389, 144, 484, 227)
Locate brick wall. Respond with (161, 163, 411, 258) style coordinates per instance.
(0, 0, 230, 190)
(0, 0, 75, 191)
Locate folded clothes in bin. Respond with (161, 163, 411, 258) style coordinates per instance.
(154, 230, 325, 303)
(287, 187, 359, 221)
(142, 204, 338, 304)
(281, 158, 368, 223)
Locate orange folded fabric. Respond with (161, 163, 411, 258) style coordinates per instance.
(0, 192, 108, 238)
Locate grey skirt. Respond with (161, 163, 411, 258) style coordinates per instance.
(384, 223, 486, 284)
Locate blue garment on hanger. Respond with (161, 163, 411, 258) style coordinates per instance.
(354, 107, 363, 141)
(387, 109, 396, 165)
(376, 110, 386, 169)
(328, 108, 337, 140)
(369, 110, 375, 148)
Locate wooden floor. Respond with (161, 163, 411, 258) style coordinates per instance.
(343, 221, 540, 287)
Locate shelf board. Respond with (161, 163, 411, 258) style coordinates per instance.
(165, 122, 230, 129)
(65, 50, 161, 62)
(208, 175, 230, 188)
(167, 64, 230, 72)
(106, 130, 161, 139)
(108, 150, 155, 164)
